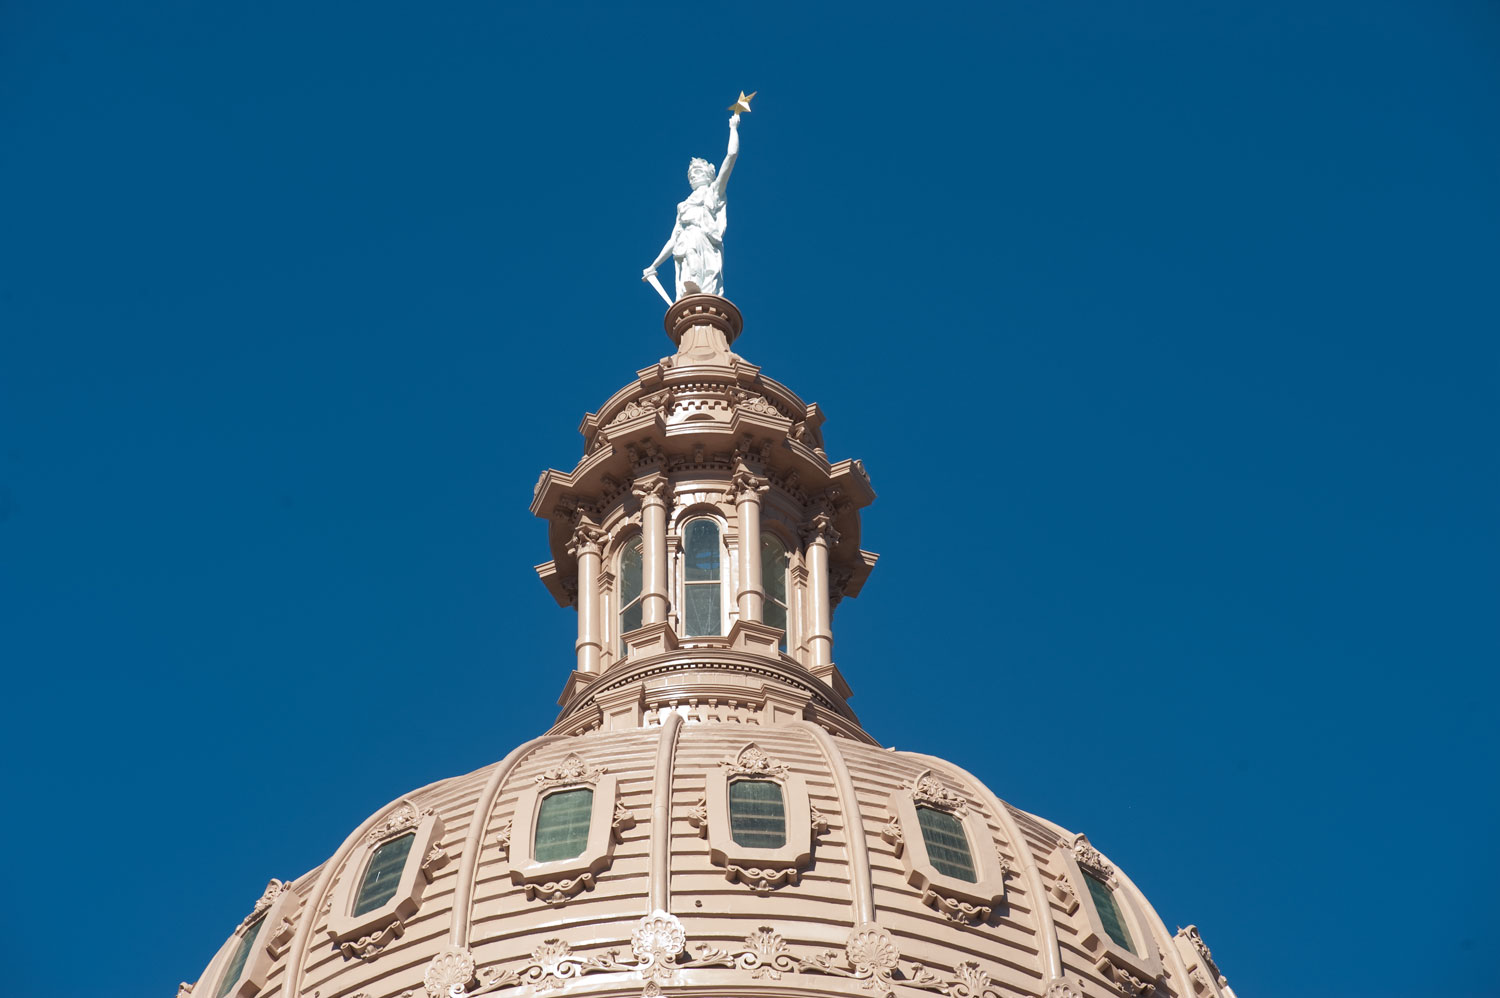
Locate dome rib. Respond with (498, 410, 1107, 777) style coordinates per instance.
(450, 733, 560, 949)
(647, 711, 685, 913)
(795, 721, 875, 926)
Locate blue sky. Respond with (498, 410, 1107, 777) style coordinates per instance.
(2, 2, 1496, 996)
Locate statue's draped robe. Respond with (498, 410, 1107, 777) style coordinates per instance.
(672, 183, 727, 297)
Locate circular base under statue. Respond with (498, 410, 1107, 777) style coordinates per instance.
(664, 294, 743, 349)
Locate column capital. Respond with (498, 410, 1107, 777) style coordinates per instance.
(730, 467, 768, 503)
(804, 512, 841, 547)
(631, 473, 672, 506)
(568, 522, 608, 559)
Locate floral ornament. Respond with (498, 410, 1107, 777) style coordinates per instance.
(535, 753, 605, 789)
(720, 742, 790, 780)
(1176, 924, 1225, 984)
(1071, 834, 1115, 882)
(725, 863, 800, 893)
(340, 919, 404, 960)
(631, 909, 687, 996)
(612, 801, 637, 840)
(368, 800, 434, 844)
(920, 887, 992, 925)
(523, 873, 594, 905)
(1043, 977, 1089, 998)
(421, 946, 475, 998)
(686, 797, 709, 835)
(679, 922, 1007, 998)
(494, 820, 512, 859)
(465, 940, 633, 996)
(903, 770, 971, 816)
(242, 878, 292, 929)
(844, 925, 901, 989)
(694, 925, 798, 979)
(809, 802, 831, 837)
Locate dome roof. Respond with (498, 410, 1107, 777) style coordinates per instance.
(182, 298, 1236, 998)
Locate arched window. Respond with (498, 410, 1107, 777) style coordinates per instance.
(352, 831, 415, 917)
(534, 787, 594, 862)
(728, 778, 788, 849)
(682, 518, 721, 636)
(213, 918, 264, 998)
(916, 805, 978, 883)
(1083, 871, 1136, 954)
(761, 533, 790, 651)
(618, 536, 644, 654)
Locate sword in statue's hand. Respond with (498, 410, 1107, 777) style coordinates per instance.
(642, 268, 673, 306)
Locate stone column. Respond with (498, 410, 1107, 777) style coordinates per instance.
(732, 469, 768, 622)
(569, 522, 607, 675)
(805, 511, 840, 667)
(633, 475, 671, 625)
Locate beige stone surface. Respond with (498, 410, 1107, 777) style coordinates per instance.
(183, 297, 1231, 998)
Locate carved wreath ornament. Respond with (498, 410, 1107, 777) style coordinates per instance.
(414, 916, 1007, 998)
(535, 753, 604, 789)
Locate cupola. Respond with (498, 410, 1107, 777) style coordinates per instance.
(530, 295, 879, 739)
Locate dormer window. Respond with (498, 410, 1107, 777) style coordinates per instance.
(761, 533, 790, 651)
(728, 778, 787, 849)
(694, 744, 819, 893)
(1050, 833, 1163, 991)
(325, 802, 447, 959)
(534, 787, 594, 862)
(618, 536, 644, 654)
(200, 879, 298, 998)
(682, 518, 721, 636)
(882, 770, 1008, 925)
(213, 918, 263, 998)
(915, 804, 977, 883)
(505, 753, 634, 905)
(352, 831, 416, 917)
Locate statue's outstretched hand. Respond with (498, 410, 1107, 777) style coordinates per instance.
(642, 267, 656, 281)
(729, 113, 740, 128)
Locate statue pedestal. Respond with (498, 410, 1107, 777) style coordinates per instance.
(665, 295, 743, 366)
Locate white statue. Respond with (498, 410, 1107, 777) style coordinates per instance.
(643, 113, 740, 301)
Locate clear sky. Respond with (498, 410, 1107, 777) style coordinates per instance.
(2, 2, 1496, 996)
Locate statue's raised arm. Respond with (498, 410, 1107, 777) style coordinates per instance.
(642, 107, 747, 303)
(714, 113, 740, 198)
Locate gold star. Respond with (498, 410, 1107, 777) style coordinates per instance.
(727, 91, 757, 114)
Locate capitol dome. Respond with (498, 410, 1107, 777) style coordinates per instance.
(181, 297, 1237, 998)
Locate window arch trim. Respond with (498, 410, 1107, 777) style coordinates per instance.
(506, 752, 634, 904)
(197, 880, 299, 998)
(883, 770, 1007, 924)
(325, 801, 446, 955)
(699, 742, 817, 888)
(1052, 833, 1164, 987)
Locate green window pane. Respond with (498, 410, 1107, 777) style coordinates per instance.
(683, 583, 721, 636)
(352, 831, 416, 916)
(916, 806, 977, 883)
(620, 600, 643, 653)
(620, 538, 643, 606)
(764, 600, 788, 651)
(535, 788, 593, 862)
(761, 535, 789, 604)
(684, 520, 720, 581)
(1084, 873, 1135, 954)
(729, 779, 787, 849)
(214, 916, 264, 998)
